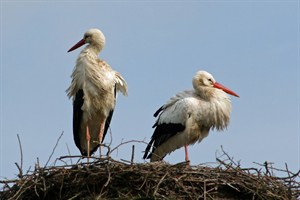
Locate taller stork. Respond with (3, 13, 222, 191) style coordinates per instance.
(143, 70, 239, 163)
(67, 28, 128, 158)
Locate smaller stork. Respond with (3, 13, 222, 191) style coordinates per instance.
(143, 70, 239, 163)
(67, 28, 128, 159)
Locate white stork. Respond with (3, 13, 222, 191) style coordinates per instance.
(143, 70, 239, 163)
(66, 28, 128, 158)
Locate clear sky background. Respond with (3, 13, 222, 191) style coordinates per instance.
(1, 1, 299, 181)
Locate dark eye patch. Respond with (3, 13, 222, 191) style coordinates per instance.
(84, 34, 91, 39)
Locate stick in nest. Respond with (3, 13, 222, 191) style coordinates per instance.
(16, 134, 23, 178)
(44, 131, 64, 168)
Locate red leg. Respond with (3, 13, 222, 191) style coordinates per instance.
(86, 125, 91, 163)
(98, 120, 105, 158)
(184, 145, 190, 165)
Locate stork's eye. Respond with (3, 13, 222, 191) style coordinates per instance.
(208, 78, 213, 83)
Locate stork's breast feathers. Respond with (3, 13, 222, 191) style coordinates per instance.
(67, 57, 128, 119)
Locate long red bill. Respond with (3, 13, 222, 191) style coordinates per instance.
(67, 39, 85, 52)
(213, 82, 239, 97)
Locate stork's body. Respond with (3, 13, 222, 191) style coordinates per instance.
(67, 29, 127, 157)
(143, 71, 239, 162)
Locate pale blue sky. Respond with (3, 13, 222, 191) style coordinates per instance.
(1, 1, 299, 180)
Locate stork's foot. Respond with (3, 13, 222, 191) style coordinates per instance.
(182, 160, 191, 169)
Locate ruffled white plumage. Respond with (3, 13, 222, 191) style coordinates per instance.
(67, 28, 127, 156)
(144, 71, 238, 162)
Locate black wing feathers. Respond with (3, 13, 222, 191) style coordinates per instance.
(143, 105, 185, 160)
(153, 106, 164, 117)
(73, 89, 84, 154)
(73, 85, 116, 156)
(152, 123, 185, 149)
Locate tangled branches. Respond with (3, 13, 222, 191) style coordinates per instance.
(1, 134, 299, 199)
(1, 151, 299, 200)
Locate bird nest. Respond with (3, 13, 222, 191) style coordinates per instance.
(1, 151, 299, 200)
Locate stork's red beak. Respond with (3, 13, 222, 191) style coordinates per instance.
(213, 82, 239, 97)
(67, 39, 85, 52)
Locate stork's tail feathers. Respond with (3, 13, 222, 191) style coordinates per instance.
(143, 138, 155, 159)
(115, 72, 128, 96)
(153, 106, 164, 117)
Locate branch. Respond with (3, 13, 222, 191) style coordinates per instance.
(109, 139, 148, 155)
(44, 131, 64, 167)
(16, 134, 23, 178)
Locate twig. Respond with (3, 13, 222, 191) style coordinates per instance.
(68, 193, 81, 200)
(203, 180, 206, 200)
(35, 157, 40, 170)
(59, 155, 85, 160)
(8, 178, 30, 200)
(153, 172, 168, 196)
(44, 131, 64, 167)
(264, 161, 272, 176)
(65, 143, 73, 165)
(16, 134, 23, 178)
(14, 163, 23, 179)
(0, 179, 20, 184)
(120, 159, 133, 164)
(131, 145, 135, 164)
(220, 145, 238, 166)
(109, 139, 148, 155)
(104, 164, 111, 187)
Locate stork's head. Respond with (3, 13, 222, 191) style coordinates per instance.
(68, 28, 106, 53)
(193, 71, 239, 97)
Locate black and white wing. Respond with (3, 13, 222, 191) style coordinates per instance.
(143, 91, 196, 160)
